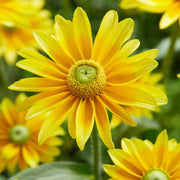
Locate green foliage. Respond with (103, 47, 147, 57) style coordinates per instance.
(8, 162, 93, 180)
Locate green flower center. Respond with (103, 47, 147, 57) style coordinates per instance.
(143, 169, 169, 180)
(9, 125, 30, 145)
(67, 60, 106, 99)
(74, 65, 97, 84)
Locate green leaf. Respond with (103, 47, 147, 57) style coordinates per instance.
(8, 161, 94, 180)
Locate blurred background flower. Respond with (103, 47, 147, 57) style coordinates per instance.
(0, 93, 65, 173)
(0, 0, 52, 65)
(120, 0, 180, 29)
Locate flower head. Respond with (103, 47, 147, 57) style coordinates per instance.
(0, 0, 52, 64)
(0, 94, 64, 173)
(9, 7, 167, 150)
(177, 74, 180, 78)
(120, 0, 180, 29)
(110, 73, 164, 128)
(103, 130, 180, 180)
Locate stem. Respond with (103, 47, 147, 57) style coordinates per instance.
(0, 57, 10, 97)
(92, 124, 101, 180)
(162, 23, 180, 81)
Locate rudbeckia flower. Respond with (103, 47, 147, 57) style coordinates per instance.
(103, 130, 180, 180)
(110, 73, 164, 128)
(120, 0, 180, 29)
(9, 7, 167, 150)
(0, 0, 52, 65)
(0, 94, 64, 173)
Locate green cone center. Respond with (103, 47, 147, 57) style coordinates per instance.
(74, 64, 97, 84)
(67, 60, 106, 99)
(143, 169, 169, 180)
(9, 125, 30, 145)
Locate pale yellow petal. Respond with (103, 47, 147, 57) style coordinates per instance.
(94, 18, 134, 66)
(110, 115, 122, 129)
(16, 58, 66, 81)
(100, 94, 137, 127)
(106, 58, 158, 85)
(2, 143, 20, 160)
(22, 144, 39, 167)
(94, 97, 114, 149)
(33, 30, 73, 70)
(73, 7, 93, 59)
(76, 98, 95, 151)
(108, 149, 142, 177)
(120, 0, 139, 9)
(9, 77, 66, 92)
(54, 15, 82, 61)
(68, 98, 80, 139)
(103, 165, 139, 180)
(104, 83, 158, 111)
(93, 10, 118, 62)
(25, 90, 70, 120)
(159, 3, 180, 29)
(38, 96, 76, 145)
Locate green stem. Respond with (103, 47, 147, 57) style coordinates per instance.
(0, 57, 10, 97)
(92, 124, 101, 180)
(162, 23, 180, 81)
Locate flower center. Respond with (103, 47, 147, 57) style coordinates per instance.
(67, 60, 106, 99)
(9, 124, 30, 145)
(143, 169, 169, 180)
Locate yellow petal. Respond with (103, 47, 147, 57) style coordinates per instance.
(0, 159, 6, 173)
(4, 50, 17, 65)
(94, 97, 114, 149)
(54, 15, 82, 61)
(38, 96, 76, 145)
(22, 144, 39, 167)
(110, 115, 122, 129)
(2, 143, 20, 160)
(120, 0, 139, 9)
(33, 30, 73, 70)
(17, 90, 62, 112)
(104, 83, 158, 111)
(131, 83, 167, 105)
(108, 149, 142, 178)
(106, 58, 158, 85)
(103, 164, 138, 179)
(47, 137, 63, 146)
(6, 154, 19, 174)
(18, 156, 27, 171)
(94, 18, 134, 66)
(18, 49, 66, 73)
(76, 98, 95, 151)
(153, 130, 169, 167)
(159, 3, 180, 29)
(93, 10, 118, 62)
(25, 90, 70, 120)
(1, 98, 15, 126)
(100, 94, 136, 127)
(73, 7, 93, 59)
(9, 77, 66, 92)
(68, 98, 80, 139)
(16, 58, 66, 81)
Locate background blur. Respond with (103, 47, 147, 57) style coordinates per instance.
(0, 0, 180, 179)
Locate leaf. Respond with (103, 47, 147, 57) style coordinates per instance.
(8, 161, 94, 180)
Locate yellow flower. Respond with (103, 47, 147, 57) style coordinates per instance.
(120, 0, 180, 29)
(0, 0, 52, 65)
(9, 7, 167, 150)
(177, 74, 180, 78)
(110, 73, 164, 128)
(0, 94, 64, 173)
(103, 130, 180, 180)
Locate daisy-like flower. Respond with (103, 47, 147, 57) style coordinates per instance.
(120, 0, 180, 29)
(103, 130, 180, 180)
(9, 7, 167, 150)
(110, 73, 164, 128)
(0, 0, 52, 64)
(0, 94, 64, 173)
